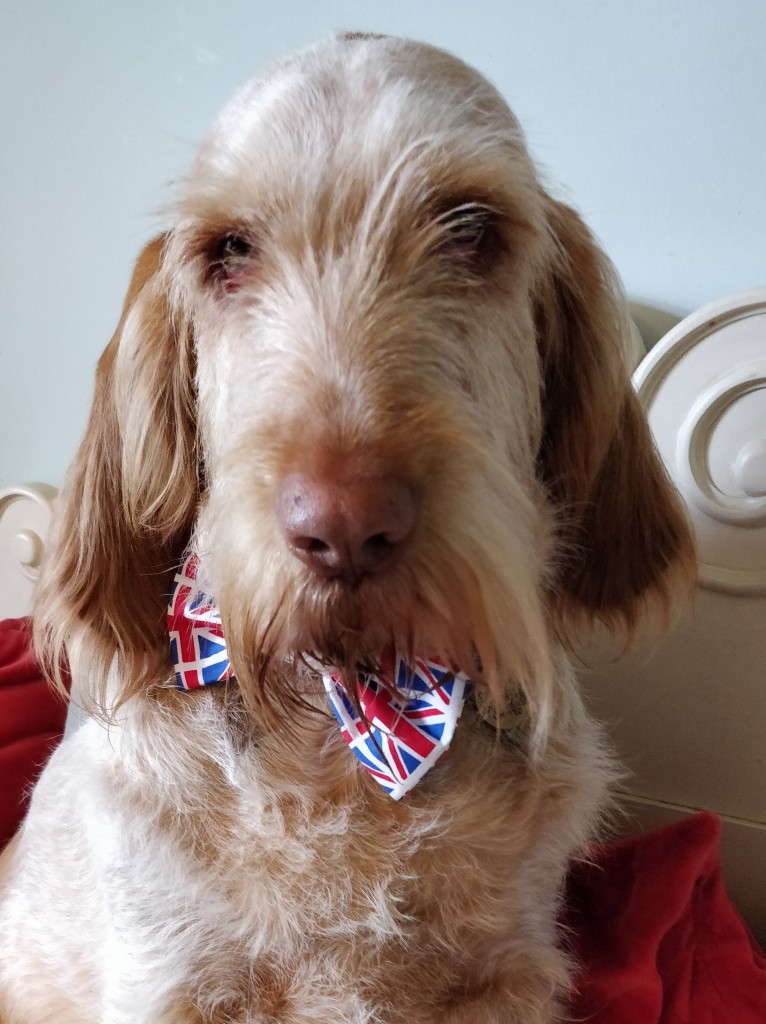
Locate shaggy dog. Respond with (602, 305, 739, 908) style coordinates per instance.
(0, 32, 694, 1024)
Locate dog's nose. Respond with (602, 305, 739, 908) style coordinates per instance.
(276, 472, 416, 581)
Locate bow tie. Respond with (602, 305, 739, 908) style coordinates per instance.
(167, 552, 469, 799)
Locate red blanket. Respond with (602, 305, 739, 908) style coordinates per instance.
(1, 616, 764, 1019)
(567, 813, 766, 1022)
(0, 617, 68, 849)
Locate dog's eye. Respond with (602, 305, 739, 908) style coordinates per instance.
(217, 234, 253, 260)
(436, 204, 495, 266)
(209, 232, 256, 290)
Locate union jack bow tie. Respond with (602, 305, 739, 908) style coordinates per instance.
(322, 654, 469, 800)
(167, 553, 233, 690)
(167, 552, 469, 798)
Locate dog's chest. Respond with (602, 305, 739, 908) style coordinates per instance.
(108, 697, 535, 1016)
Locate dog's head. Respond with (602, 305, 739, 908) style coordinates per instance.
(36, 34, 695, 742)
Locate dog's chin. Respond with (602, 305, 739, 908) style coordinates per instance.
(227, 560, 480, 715)
(282, 573, 435, 676)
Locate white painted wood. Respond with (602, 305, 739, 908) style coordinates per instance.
(581, 588, 766, 826)
(634, 288, 766, 594)
(0, 484, 57, 619)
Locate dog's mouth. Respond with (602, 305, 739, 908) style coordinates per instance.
(302, 643, 453, 695)
(288, 565, 403, 645)
(275, 565, 479, 700)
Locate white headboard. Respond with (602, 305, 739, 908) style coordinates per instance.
(0, 483, 57, 620)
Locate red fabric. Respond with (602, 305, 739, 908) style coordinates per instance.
(0, 616, 68, 849)
(567, 812, 766, 1023)
(0, 621, 764, 1020)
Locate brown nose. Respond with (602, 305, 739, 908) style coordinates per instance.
(276, 473, 416, 581)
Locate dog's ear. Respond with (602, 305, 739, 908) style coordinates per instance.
(35, 236, 198, 707)
(535, 199, 695, 635)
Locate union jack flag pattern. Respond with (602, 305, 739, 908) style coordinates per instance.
(168, 553, 469, 797)
(167, 552, 233, 690)
(323, 653, 470, 800)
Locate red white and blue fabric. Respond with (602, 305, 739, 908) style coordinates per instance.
(167, 553, 233, 690)
(168, 552, 469, 797)
(323, 653, 469, 800)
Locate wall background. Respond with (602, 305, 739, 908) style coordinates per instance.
(2, 0, 764, 488)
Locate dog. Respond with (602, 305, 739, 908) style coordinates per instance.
(0, 32, 694, 1024)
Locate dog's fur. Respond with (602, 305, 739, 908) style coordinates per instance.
(0, 33, 694, 1024)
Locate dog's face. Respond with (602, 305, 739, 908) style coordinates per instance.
(176, 37, 555, 715)
(36, 35, 695, 738)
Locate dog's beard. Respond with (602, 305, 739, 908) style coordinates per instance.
(215, 528, 551, 746)
(218, 559, 465, 726)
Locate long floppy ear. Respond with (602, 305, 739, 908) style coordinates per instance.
(35, 236, 198, 708)
(535, 199, 696, 634)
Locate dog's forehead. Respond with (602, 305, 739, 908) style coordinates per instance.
(195, 35, 522, 182)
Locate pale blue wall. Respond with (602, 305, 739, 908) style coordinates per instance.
(2, 1, 764, 487)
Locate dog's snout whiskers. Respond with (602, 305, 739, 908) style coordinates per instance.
(276, 471, 416, 583)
